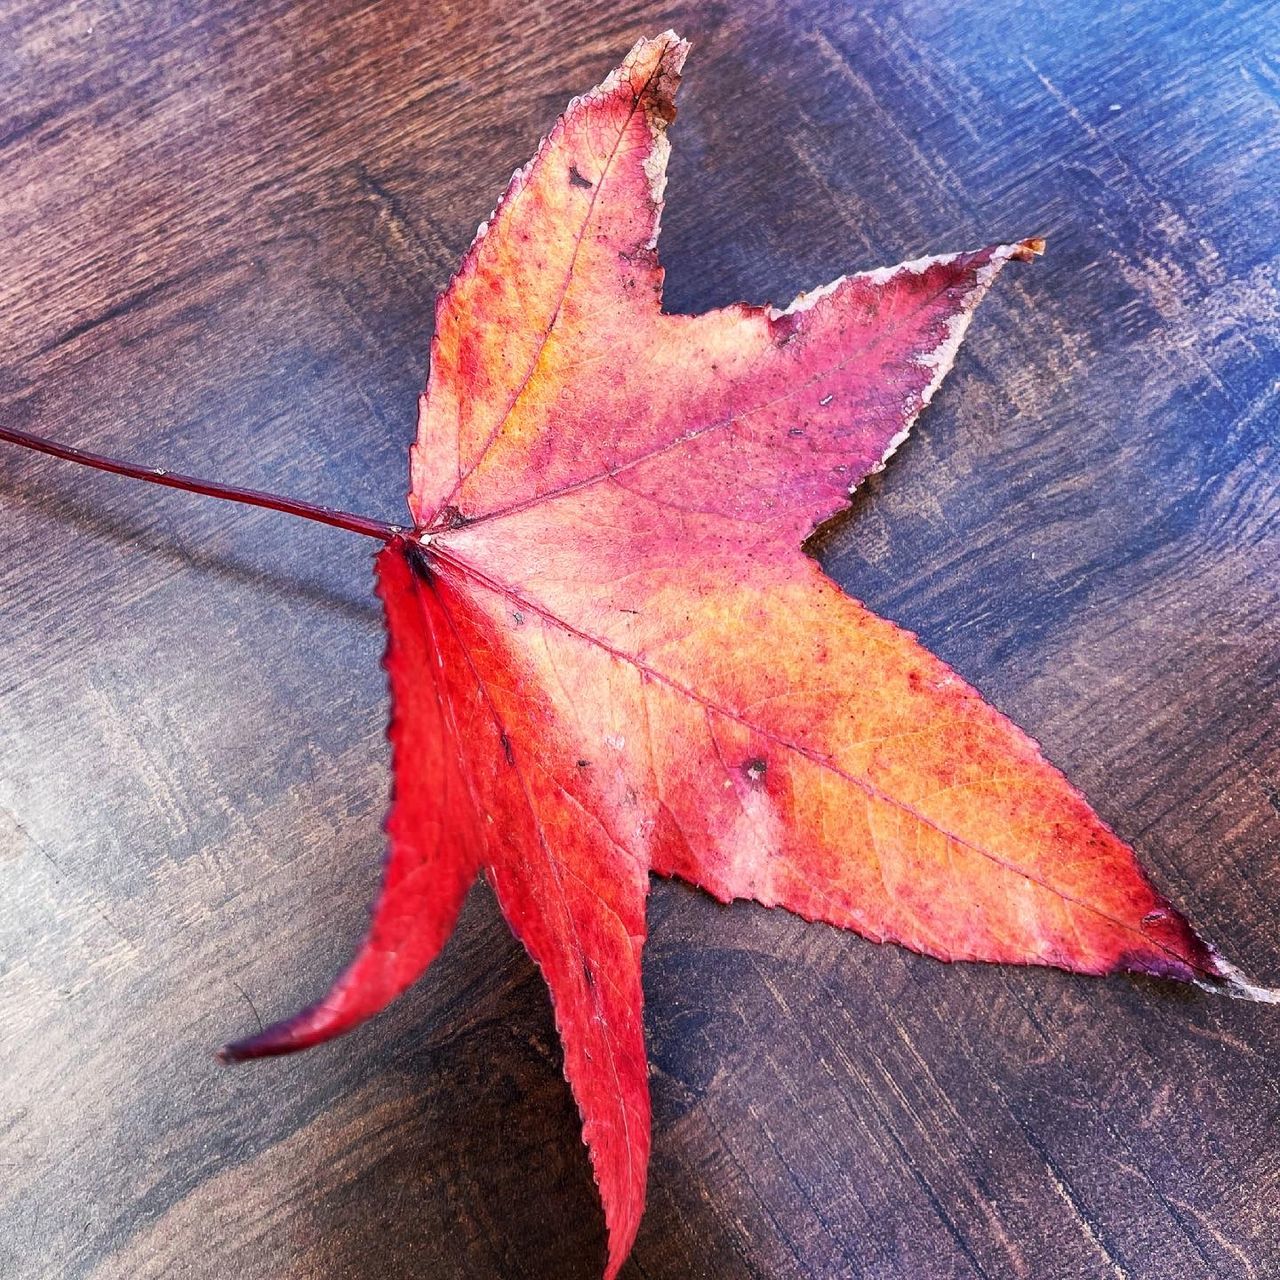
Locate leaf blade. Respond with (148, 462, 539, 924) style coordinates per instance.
(428, 530, 1222, 983)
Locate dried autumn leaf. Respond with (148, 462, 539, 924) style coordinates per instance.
(62, 29, 1256, 1280)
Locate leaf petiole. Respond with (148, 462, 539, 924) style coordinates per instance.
(0, 424, 404, 541)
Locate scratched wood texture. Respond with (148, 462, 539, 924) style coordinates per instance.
(2, 1, 1278, 1277)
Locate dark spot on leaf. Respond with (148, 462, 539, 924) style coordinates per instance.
(569, 164, 593, 190)
(500, 732, 515, 766)
(512, 610, 525, 626)
(788, 427, 805, 438)
(743, 758, 767, 785)
(432, 504, 469, 531)
(577, 759, 591, 769)
(618, 246, 658, 269)
(771, 313, 800, 347)
(582, 963, 596, 988)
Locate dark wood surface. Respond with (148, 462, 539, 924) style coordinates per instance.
(2, 2, 1278, 1277)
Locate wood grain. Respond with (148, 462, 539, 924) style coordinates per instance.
(2, 1, 1277, 1277)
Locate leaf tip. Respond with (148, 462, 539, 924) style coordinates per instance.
(215, 1019, 321, 1063)
(624, 30, 691, 123)
(1195, 955, 1280, 1005)
(1011, 236, 1047, 261)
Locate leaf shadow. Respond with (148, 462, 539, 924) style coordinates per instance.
(258, 885, 752, 1280)
(0, 470, 383, 627)
(285, 905, 613, 1279)
(803, 468, 890, 569)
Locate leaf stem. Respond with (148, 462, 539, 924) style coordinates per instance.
(0, 424, 405, 542)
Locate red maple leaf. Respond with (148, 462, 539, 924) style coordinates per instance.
(2, 30, 1270, 1280)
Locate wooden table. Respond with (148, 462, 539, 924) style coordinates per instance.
(3, 2, 1277, 1277)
